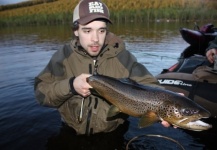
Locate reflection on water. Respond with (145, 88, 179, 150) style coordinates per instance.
(0, 22, 216, 150)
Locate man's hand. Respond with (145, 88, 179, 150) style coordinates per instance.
(73, 74, 92, 97)
(206, 48, 217, 63)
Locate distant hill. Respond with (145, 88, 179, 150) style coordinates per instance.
(0, 0, 30, 6)
(0, 0, 58, 11)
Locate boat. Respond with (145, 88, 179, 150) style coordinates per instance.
(180, 23, 217, 50)
(156, 23, 217, 118)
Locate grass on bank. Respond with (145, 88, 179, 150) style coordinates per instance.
(0, 0, 217, 26)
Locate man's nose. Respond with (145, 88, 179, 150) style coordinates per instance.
(91, 31, 99, 42)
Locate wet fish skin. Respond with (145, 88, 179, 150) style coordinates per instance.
(87, 75, 212, 131)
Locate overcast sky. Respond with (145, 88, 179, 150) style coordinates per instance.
(0, 0, 29, 5)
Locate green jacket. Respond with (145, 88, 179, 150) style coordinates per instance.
(34, 32, 162, 135)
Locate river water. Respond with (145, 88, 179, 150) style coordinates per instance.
(0, 22, 216, 150)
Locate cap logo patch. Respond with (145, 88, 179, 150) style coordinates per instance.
(88, 2, 104, 13)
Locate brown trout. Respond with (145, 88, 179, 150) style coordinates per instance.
(87, 75, 212, 131)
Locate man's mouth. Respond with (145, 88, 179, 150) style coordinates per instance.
(90, 45, 100, 52)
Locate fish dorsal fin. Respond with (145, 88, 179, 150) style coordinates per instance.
(139, 111, 159, 128)
(107, 105, 121, 118)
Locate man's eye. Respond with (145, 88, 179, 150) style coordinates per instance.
(84, 30, 90, 33)
(99, 29, 106, 33)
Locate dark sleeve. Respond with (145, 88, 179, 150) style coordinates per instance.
(206, 36, 217, 52)
(117, 50, 163, 88)
(34, 45, 74, 107)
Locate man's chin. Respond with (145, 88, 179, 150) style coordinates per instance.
(88, 51, 100, 57)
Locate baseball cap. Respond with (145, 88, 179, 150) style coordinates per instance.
(73, 0, 112, 25)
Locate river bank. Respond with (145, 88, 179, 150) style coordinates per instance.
(0, 0, 216, 26)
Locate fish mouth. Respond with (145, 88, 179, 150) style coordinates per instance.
(186, 120, 212, 130)
(175, 117, 212, 131)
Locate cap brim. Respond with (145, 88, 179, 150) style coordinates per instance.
(77, 14, 112, 25)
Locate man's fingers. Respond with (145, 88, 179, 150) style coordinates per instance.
(82, 92, 91, 97)
(161, 121, 170, 128)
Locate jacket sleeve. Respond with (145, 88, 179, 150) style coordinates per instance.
(117, 50, 163, 88)
(34, 45, 74, 107)
(206, 36, 217, 52)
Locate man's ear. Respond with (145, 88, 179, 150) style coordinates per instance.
(74, 30, 78, 36)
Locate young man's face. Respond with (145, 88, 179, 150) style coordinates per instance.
(74, 20, 107, 56)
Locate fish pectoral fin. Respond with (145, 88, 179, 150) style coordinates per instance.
(107, 105, 121, 118)
(139, 111, 159, 128)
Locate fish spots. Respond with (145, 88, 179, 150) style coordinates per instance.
(88, 75, 211, 131)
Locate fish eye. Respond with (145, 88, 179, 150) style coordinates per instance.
(192, 109, 199, 114)
(181, 108, 193, 116)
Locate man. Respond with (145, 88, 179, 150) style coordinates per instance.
(34, 0, 170, 136)
(206, 36, 217, 63)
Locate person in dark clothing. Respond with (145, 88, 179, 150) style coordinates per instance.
(206, 36, 217, 63)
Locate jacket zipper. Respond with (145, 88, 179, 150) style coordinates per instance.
(93, 59, 98, 75)
(85, 59, 98, 135)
